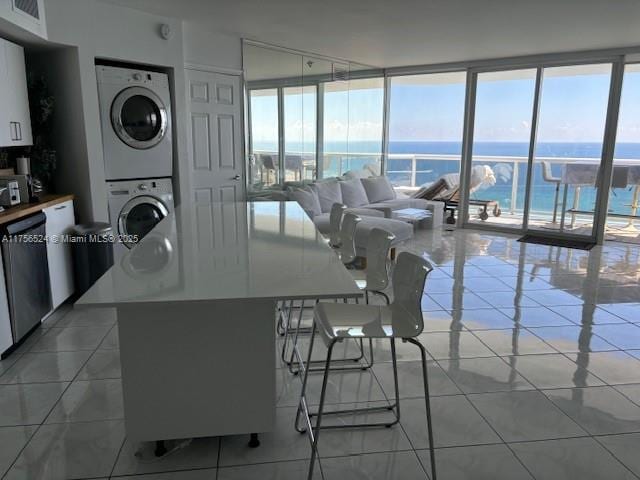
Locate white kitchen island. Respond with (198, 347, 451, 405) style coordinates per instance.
(76, 201, 361, 448)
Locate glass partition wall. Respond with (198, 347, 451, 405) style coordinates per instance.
(244, 42, 383, 192)
(244, 40, 639, 244)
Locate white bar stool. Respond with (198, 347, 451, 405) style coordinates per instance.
(295, 252, 437, 480)
(328, 202, 346, 249)
(281, 212, 368, 374)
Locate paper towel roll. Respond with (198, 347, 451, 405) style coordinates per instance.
(16, 157, 30, 175)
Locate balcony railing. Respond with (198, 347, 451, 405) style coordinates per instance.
(250, 150, 640, 222)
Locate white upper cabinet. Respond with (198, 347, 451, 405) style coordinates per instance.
(0, 37, 32, 147)
(0, 0, 47, 39)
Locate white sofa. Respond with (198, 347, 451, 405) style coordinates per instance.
(250, 173, 444, 256)
(316, 174, 444, 228)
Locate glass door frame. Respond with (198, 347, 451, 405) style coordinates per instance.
(459, 56, 625, 244)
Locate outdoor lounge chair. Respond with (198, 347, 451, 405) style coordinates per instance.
(412, 165, 501, 224)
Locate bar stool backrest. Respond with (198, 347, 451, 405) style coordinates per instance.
(329, 203, 346, 248)
(338, 212, 361, 265)
(285, 155, 303, 170)
(391, 252, 433, 336)
(262, 155, 277, 171)
(541, 161, 560, 183)
(366, 228, 395, 291)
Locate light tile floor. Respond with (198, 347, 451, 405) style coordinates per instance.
(1, 227, 640, 479)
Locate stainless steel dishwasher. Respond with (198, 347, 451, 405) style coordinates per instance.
(1, 212, 52, 344)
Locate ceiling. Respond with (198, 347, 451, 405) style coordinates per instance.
(99, 0, 640, 68)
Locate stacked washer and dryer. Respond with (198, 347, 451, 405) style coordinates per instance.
(97, 65, 175, 258)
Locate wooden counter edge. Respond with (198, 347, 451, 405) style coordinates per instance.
(0, 194, 75, 226)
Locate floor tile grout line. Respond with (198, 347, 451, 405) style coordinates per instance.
(1, 316, 115, 479)
(282, 304, 640, 468)
(591, 434, 640, 480)
(612, 384, 640, 408)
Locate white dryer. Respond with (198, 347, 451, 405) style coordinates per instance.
(107, 178, 174, 257)
(97, 65, 173, 180)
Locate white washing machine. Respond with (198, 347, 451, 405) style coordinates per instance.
(97, 65, 173, 180)
(107, 178, 174, 258)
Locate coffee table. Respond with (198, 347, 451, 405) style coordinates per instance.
(393, 208, 433, 229)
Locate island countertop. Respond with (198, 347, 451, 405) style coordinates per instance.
(76, 201, 362, 307)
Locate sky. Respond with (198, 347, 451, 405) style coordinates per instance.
(250, 66, 640, 151)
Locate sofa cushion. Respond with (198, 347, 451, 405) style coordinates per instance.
(311, 180, 343, 213)
(361, 176, 397, 203)
(312, 213, 331, 234)
(313, 208, 385, 235)
(346, 208, 385, 218)
(354, 218, 413, 256)
(289, 187, 321, 218)
(339, 179, 369, 208)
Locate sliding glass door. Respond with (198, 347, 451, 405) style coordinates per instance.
(463, 62, 615, 241)
(527, 64, 613, 237)
(468, 69, 537, 229)
(606, 63, 640, 243)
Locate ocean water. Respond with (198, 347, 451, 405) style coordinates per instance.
(384, 141, 640, 215)
(254, 140, 640, 215)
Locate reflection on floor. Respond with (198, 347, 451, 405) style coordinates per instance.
(1, 227, 640, 479)
(469, 210, 640, 245)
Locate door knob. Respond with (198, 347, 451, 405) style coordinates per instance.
(232, 175, 241, 181)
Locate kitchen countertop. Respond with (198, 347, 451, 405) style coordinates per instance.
(76, 200, 362, 307)
(0, 194, 74, 225)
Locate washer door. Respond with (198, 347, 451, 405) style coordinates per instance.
(111, 86, 168, 150)
(118, 196, 169, 249)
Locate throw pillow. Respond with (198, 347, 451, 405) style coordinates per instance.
(311, 180, 343, 213)
(289, 187, 321, 218)
(361, 176, 397, 203)
(339, 178, 370, 207)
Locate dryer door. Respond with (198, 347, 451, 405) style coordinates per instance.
(111, 86, 168, 150)
(118, 195, 169, 248)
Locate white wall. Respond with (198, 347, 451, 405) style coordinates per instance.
(33, 0, 244, 222)
(182, 23, 242, 72)
(41, 0, 189, 222)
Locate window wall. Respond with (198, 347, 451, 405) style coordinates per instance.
(468, 69, 537, 228)
(528, 64, 612, 237)
(244, 40, 640, 243)
(606, 63, 640, 242)
(387, 72, 466, 187)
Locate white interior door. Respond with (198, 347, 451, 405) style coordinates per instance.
(186, 69, 244, 204)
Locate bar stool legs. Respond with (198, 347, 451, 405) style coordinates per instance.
(296, 332, 437, 480)
(406, 338, 437, 480)
(280, 299, 373, 374)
